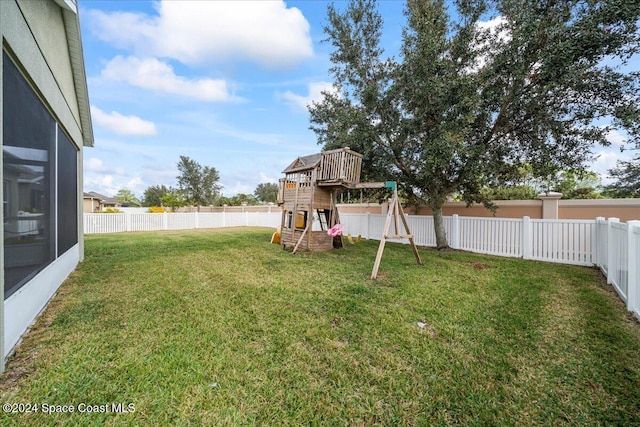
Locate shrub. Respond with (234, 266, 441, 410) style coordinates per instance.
(148, 206, 166, 213)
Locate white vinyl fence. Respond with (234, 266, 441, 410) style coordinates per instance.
(83, 211, 640, 320)
(84, 212, 281, 234)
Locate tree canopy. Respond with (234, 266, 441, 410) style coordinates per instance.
(310, 0, 640, 248)
(176, 156, 223, 207)
(218, 193, 259, 206)
(115, 188, 141, 207)
(253, 183, 279, 204)
(142, 184, 170, 207)
(604, 154, 640, 197)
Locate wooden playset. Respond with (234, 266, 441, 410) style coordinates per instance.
(276, 147, 422, 278)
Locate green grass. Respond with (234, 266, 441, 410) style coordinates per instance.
(1, 227, 639, 426)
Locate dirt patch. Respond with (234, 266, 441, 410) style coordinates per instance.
(0, 349, 38, 393)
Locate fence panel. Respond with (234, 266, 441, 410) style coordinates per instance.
(407, 215, 435, 247)
(595, 218, 608, 275)
(458, 217, 522, 257)
(130, 213, 163, 232)
(166, 213, 197, 230)
(608, 221, 628, 301)
(84, 214, 126, 234)
(198, 213, 225, 229)
(249, 212, 281, 228)
(630, 223, 640, 319)
(338, 214, 364, 238)
(529, 219, 594, 266)
(223, 213, 248, 227)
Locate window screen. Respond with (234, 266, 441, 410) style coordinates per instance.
(3, 51, 83, 298)
(57, 129, 78, 256)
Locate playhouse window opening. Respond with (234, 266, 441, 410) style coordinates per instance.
(284, 210, 308, 230)
(299, 171, 312, 187)
(285, 173, 297, 189)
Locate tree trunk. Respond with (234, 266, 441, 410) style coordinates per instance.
(432, 205, 449, 250)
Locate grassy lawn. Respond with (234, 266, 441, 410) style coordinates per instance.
(1, 227, 639, 426)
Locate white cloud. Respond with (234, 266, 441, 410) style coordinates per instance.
(84, 174, 116, 194)
(221, 181, 254, 197)
(465, 16, 511, 73)
(91, 105, 157, 136)
(259, 172, 278, 184)
(279, 81, 337, 111)
(605, 128, 627, 148)
(590, 151, 622, 184)
(84, 172, 147, 198)
(84, 157, 129, 175)
(126, 177, 144, 192)
(585, 128, 632, 184)
(85, 157, 107, 172)
(589, 145, 635, 184)
(88, 1, 313, 68)
(101, 56, 234, 102)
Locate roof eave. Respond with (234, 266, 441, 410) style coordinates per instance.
(54, 0, 94, 147)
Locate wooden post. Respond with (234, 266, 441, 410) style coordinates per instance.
(371, 196, 395, 279)
(371, 188, 422, 279)
(396, 196, 422, 266)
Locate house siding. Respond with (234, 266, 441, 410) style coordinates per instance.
(1, 0, 83, 147)
(0, 0, 90, 367)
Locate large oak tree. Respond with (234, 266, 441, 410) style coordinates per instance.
(310, 0, 640, 248)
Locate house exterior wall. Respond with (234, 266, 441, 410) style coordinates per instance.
(17, 0, 81, 123)
(83, 198, 100, 213)
(1, 0, 89, 367)
(1, 0, 84, 145)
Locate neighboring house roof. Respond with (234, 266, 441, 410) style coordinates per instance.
(83, 191, 119, 205)
(53, 0, 94, 147)
(282, 153, 323, 174)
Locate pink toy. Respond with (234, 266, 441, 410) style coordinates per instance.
(327, 224, 345, 237)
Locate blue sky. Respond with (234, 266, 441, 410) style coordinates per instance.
(80, 0, 634, 199)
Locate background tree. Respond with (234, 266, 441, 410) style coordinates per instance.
(160, 188, 187, 212)
(142, 184, 170, 207)
(253, 183, 279, 204)
(551, 171, 602, 199)
(482, 185, 538, 200)
(217, 193, 259, 206)
(176, 156, 223, 207)
(604, 155, 640, 197)
(115, 188, 141, 207)
(310, 0, 640, 248)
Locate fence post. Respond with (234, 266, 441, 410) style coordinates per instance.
(194, 211, 199, 229)
(222, 211, 226, 228)
(627, 221, 640, 313)
(163, 212, 168, 230)
(245, 211, 250, 227)
(607, 218, 619, 285)
(594, 217, 605, 267)
(451, 214, 460, 250)
(522, 216, 531, 260)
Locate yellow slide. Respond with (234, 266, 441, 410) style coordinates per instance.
(271, 227, 281, 244)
